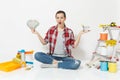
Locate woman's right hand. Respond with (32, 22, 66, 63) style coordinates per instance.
(30, 28, 38, 34)
(30, 27, 47, 45)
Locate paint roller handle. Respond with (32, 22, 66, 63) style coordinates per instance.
(12, 58, 26, 67)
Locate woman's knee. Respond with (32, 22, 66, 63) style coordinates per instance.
(71, 60, 81, 69)
(34, 52, 44, 61)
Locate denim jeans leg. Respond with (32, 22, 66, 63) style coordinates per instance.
(58, 57, 81, 70)
(34, 52, 53, 64)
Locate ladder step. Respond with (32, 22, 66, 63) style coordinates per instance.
(116, 49, 120, 53)
(93, 52, 111, 60)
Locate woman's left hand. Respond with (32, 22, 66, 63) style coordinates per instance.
(79, 30, 90, 35)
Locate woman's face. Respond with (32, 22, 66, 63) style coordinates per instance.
(55, 13, 66, 25)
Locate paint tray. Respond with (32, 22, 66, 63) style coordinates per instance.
(0, 61, 21, 72)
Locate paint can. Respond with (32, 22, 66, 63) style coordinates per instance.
(100, 61, 108, 71)
(18, 49, 25, 62)
(108, 61, 117, 73)
(25, 50, 34, 68)
(100, 32, 108, 41)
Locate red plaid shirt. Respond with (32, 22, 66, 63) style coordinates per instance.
(44, 25, 75, 57)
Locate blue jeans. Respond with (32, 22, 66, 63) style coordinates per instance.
(34, 52, 81, 70)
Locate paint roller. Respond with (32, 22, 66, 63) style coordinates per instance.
(12, 58, 26, 67)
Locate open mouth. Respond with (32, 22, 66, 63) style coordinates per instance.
(59, 22, 61, 24)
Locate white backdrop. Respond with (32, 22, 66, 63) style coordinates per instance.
(0, 0, 119, 61)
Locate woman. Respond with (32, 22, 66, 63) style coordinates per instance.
(30, 10, 89, 70)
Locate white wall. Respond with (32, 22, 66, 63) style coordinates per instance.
(0, 0, 119, 61)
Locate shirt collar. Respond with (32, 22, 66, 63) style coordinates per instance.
(55, 24, 67, 32)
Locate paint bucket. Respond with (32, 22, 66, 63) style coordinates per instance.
(108, 61, 117, 73)
(100, 32, 108, 41)
(100, 61, 108, 71)
(18, 49, 25, 62)
(25, 50, 34, 68)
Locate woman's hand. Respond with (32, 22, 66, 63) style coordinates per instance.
(74, 30, 90, 48)
(30, 28, 38, 34)
(29, 27, 47, 45)
(79, 30, 90, 35)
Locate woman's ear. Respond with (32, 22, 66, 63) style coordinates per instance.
(64, 17, 66, 21)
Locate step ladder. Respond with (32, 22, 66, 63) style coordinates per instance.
(86, 26, 120, 68)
